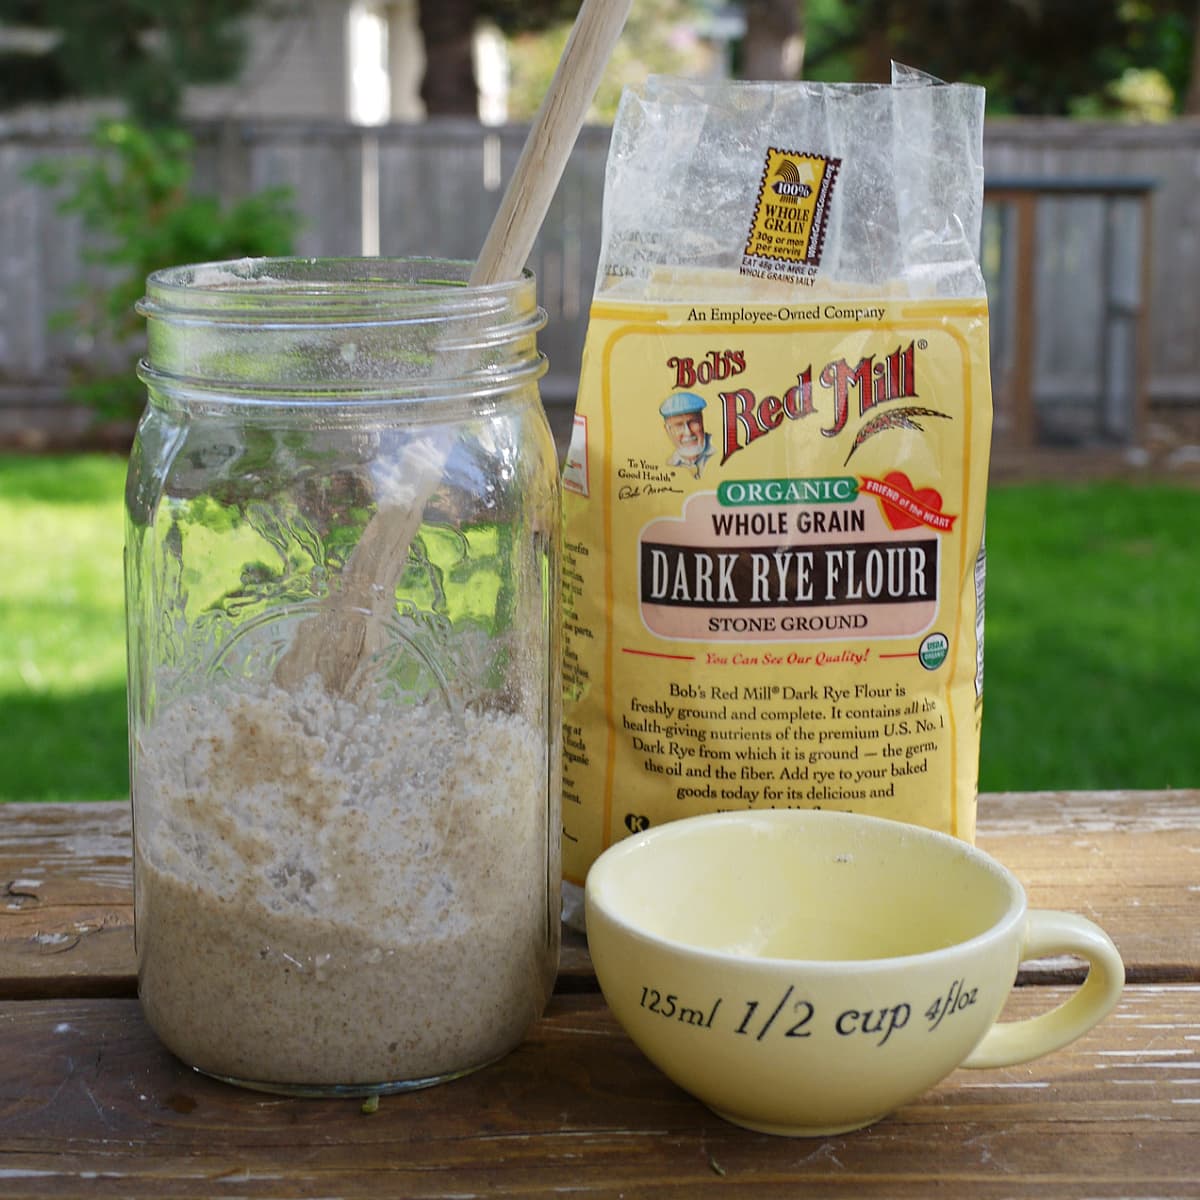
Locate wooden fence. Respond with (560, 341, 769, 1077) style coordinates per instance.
(2, 115, 1198, 447)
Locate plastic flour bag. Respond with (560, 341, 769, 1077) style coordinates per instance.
(561, 67, 992, 916)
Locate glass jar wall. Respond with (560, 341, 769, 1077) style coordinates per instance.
(126, 258, 561, 1095)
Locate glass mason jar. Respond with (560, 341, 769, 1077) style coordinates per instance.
(126, 258, 561, 1096)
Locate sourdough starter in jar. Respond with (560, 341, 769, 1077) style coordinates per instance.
(135, 678, 552, 1089)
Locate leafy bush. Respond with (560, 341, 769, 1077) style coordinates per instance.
(28, 119, 300, 421)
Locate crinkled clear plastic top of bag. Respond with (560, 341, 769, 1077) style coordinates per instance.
(595, 65, 986, 302)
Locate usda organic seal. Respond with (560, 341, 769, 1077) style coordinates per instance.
(919, 632, 949, 670)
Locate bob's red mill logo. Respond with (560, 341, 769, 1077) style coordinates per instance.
(741, 148, 841, 284)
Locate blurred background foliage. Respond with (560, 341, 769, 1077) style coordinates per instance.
(0, 0, 265, 126)
(499, 0, 1200, 122)
(26, 120, 300, 421)
(2, 1, 1198, 125)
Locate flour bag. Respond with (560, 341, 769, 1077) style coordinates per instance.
(561, 68, 991, 906)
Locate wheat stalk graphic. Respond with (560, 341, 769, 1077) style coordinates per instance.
(843, 406, 952, 465)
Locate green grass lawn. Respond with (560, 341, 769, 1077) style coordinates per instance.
(0, 453, 1197, 801)
(978, 481, 1199, 791)
(0, 454, 128, 800)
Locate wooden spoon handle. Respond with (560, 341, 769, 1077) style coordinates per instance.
(277, 0, 632, 696)
(472, 0, 634, 285)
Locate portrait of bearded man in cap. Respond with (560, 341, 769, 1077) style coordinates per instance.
(659, 391, 715, 478)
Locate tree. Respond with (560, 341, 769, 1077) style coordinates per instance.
(1188, 0, 1200, 111)
(418, 0, 586, 116)
(803, 0, 1200, 117)
(417, 0, 479, 116)
(29, 120, 300, 422)
(2, 3, 301, 425)
(419, 0, 740, 118)
(739, 0, 805, 81)
(0, 0, 266, 125)
(424, 0, 1198, 121)
(503, 0, 711, 122)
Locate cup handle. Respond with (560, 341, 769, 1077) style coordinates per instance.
(961, 909, 1125, 1070)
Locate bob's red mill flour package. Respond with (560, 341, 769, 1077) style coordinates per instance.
(560, 68, 992, 915)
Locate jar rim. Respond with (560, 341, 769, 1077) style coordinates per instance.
(137, 256, 547, 402)
(139, 257, 537, 323)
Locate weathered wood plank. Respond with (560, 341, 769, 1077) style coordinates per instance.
(2, 794, 1198, 998)
(0, 987, 1195, 1198)
(0, 800, 597, 999)
(0, 802, 136, 999)
(980, 788, 1200, 833)
(980, 791, 1200, 983)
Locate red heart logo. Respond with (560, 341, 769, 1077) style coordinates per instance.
(878, 472, 944, 530)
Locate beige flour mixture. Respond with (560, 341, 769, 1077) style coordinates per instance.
(134, 677, 556, 1090)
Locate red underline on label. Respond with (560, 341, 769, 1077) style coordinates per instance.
(879, 652, 920, 659)
(621, 648, 697, 661)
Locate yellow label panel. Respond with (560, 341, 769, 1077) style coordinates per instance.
(561, 298, 992, 885)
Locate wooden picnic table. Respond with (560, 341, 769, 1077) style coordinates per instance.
(1, 790, 1197, 1198)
